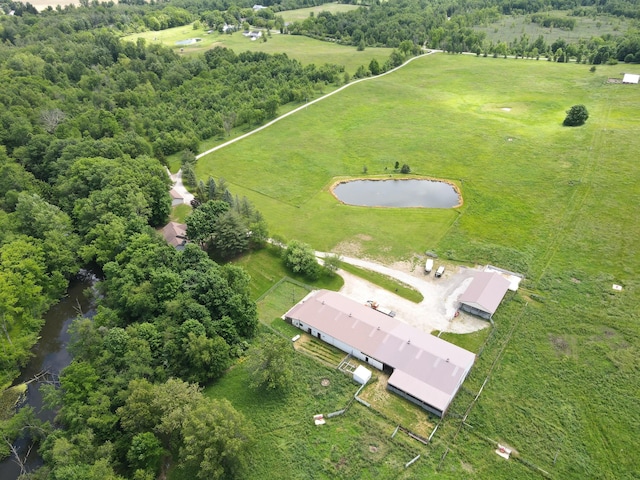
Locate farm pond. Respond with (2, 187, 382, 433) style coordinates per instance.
(331, 178, 461, 208)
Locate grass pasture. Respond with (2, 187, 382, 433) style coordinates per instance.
(123, 24, 392, 76)
(277, 2, 361, 23)
(475, 10, 629, 46)
(196, 54, 640, 479)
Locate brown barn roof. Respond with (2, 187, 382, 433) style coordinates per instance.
(284, 290, 475, 413)
(159, 222, 187, 248)
(458, 271, 510, 316)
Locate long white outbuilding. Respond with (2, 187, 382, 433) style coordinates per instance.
(284, 290, 475, 417)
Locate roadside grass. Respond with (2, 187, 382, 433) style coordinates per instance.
(338, 262, 424, 303)
(277, 3, 360, 23)
(197, 54, 640, 478)
(122, 24, 392, 76)
(474, 11, 629, 47)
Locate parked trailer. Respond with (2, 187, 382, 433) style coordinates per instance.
(435, 266, 445, 278)
(425, 259, 434, 273)
(365, 300, 396, 317)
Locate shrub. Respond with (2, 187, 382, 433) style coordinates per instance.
(563, 105, 589, 127)
(400, 164, 411, 174)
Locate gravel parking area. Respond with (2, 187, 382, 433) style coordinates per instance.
(325, 255, 490, 335)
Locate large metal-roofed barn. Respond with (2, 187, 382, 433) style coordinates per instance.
(457, 271, 511, 320)
(284, 290, 475, 417)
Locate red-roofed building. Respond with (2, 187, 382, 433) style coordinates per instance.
(284, 290, 475, 417)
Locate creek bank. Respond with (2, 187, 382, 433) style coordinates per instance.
(0, 270, 98, 479)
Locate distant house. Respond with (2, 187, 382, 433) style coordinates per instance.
(242, 30, 262, 40)
(169, 188, 184, 207)
(159, 222, 187, 249)
(457, 271, 511, 320)
(284, 290, 476, 417)
(622, 73, 639, 84)
(252, 4, 267, 10)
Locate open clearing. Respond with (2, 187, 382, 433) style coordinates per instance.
(200, 53, 640, 479)
(123, 24, 392, 76)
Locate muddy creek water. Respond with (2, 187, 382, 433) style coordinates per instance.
(0, 271, 97, 479)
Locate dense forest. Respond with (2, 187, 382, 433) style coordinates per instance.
(0, 0, 639, 477)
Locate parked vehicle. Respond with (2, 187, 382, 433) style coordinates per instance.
(425, 259, 434, 273)
(365, 300, 396, 317)
(435, 266, 445, 278)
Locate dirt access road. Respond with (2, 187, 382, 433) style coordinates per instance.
(317, 253, 490, 335)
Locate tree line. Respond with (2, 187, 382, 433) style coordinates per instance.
(286, 0, 640, 64)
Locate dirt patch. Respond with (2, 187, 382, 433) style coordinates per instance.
(571, 277, 581, 284)
(461, 460, 474, 473)
(369, 445, 378, 453)
(333, 240, 364, 258)
(550, 335, 570, 355)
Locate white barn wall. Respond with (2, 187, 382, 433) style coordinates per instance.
(291, 319, 384, 370)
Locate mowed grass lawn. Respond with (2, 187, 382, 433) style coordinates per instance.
(197, 54, 640, 479)
(123, 24, 392, 76)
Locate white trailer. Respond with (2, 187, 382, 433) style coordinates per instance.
(435, 265, 445, 278)
(425, 259, 434, 273)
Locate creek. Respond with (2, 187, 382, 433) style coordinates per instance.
(0, 271, 97, 479)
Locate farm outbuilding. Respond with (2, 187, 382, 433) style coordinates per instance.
(353, 365, 372, 385)
(457, 271, 510, 320)
(158, 222, 187, 249)
(622, 73, 639, 84)
(284, 290, 475, 417)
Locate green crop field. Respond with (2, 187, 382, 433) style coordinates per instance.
(196, 54, 640, 479)
(123, 24, 392, 76)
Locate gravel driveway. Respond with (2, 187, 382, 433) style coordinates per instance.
(318, 253, 490, 334)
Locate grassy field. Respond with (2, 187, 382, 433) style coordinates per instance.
(123, 24, 392, 76)
(195, 54, 640, 479)
(475, 11, 629, 46)
(277, 2, 360, 23)
(203, 280, 442, 479)
(233, 244, 343, 300)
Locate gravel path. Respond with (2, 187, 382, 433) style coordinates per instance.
(317, 252, 489, 335)
(166, 168, 195, 206)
